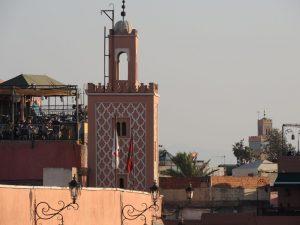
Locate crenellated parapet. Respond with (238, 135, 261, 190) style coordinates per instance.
(87, 81, 158, 94)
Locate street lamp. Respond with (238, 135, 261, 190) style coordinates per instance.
(69, 175, 81, 204)
(150, 180, 159, 204)
(34, 175, 81, 225)
(177, 217, 184, 225)
(185, 182, 194, 201)
(256, 178, 268, 216)
(163, 183, 194, 225)
(122, 181, 160, 225)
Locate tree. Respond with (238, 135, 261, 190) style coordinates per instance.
(161, 152, 217, 177)
(232, 139, 255, 164)
(265, 128, 295, 162)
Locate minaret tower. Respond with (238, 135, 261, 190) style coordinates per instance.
(86, 1, 159, 191)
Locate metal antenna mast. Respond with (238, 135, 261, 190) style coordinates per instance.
(100, 4, 115, 88)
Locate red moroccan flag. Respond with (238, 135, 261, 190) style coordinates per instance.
(126, 137, 134, 173)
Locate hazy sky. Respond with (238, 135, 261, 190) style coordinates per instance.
(1, 0, 300, 164)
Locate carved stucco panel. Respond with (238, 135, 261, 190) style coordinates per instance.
(95, 102, 146, 190)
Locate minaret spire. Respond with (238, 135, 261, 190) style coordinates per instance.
(121, 0, 126, 21)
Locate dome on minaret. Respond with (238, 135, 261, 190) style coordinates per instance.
(114, 20, 132, 34)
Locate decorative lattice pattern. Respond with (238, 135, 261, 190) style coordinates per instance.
(95, 102, 146, 190)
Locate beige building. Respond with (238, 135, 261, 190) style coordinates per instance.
(248, 115, 272, 151)
(232, 160, 277, 178)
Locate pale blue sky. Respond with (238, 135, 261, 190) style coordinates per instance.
(1, 0, 300, 164)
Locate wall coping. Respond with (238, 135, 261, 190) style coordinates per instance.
(0, 184, 153, 196)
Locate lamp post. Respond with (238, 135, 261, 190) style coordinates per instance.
(256, 178, 267, 216)
(34, 175, 81, 225)
(121, 181, 160, 225)
(163, 183, 194, 225)
(186, 183, 194, 202)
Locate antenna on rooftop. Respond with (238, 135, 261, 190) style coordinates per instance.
(100, 3, 115, 88)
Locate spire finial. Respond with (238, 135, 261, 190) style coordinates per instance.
(121, 0, 126, 21)
(263, 109, 266, 118)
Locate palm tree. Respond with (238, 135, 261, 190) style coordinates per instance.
(161, 151, 217, 177)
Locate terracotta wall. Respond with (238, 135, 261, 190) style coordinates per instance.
(0, 185, 161, 225)
(164, 220, 199, 225)
(164, 214, 300, 225)
(278, 187, 300, 208)
(160, 176, 269, 189)
(200, 213, 300, 225)
(211, 176, 269, 188)
(278, 156, 300, 172)
(159, 177, 209, 189)
(160, 177, 269, 206)
(0, 141, 87, 184)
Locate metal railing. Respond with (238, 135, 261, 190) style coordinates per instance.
(0, 122, 77, 140)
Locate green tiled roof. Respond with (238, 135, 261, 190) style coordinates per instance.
(0, 74, 64, 87)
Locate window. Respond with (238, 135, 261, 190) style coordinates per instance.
(117, 122, 127, 137)
(121, 122, 126, 136)
(118, 52, 128, 80)
(118, 174, 128, 189)
(113, 118, 130, 138)
(119, 178, 125, 189)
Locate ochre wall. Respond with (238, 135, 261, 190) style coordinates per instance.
(0, 141, 86, 184)
(0, 185, 161, 225)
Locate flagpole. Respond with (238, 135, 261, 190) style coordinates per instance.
(133, 149, 135, 190)
(132, 130, 135, 190)
(114, 115, 117, 188)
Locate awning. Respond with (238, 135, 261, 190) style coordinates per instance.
(274, 173, 300, 187)
(0, 74, 64, 87)
(0, 74, 77, 96)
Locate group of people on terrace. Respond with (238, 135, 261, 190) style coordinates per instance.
(0, 104, 87, 140)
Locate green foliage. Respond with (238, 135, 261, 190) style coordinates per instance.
(161, 152, 217, 177)
(232, 139, 255, 164)
(265, 128, 295, 162)
(232, 129, 296, 164)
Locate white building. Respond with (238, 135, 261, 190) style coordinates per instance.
(232, 160, 277, 177)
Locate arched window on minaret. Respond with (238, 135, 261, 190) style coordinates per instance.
(117, 122, 121, 136)
(118, 52, 128, 80)
(121, 122, 127, 136)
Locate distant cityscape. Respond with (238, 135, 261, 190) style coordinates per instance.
(1, 1, 300, 225)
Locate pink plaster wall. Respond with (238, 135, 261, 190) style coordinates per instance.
(0, 141, 87, 185)
(0, 185, 162, 225)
